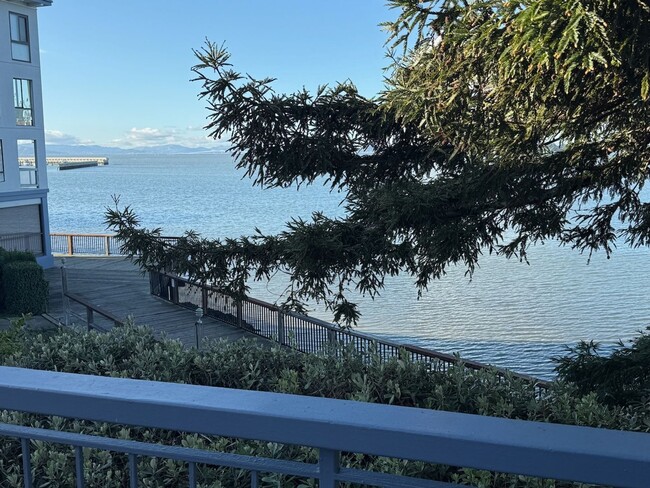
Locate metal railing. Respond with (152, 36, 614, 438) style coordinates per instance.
(0, 367, 648, 487)
(151, 270, 551, 391)
(63, 291, 125, 331)
(0, 232, 43, 255)
(50, 233, 178, 256)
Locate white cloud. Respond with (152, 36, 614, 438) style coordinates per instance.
(45, 130, 93, 145)
(114, 126, 228, 149)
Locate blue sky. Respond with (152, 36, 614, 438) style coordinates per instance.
(38, 1, 394, 148)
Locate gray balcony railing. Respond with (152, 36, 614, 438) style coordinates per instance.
(0, 366, 648, 487)
(0, 232, 43, 255)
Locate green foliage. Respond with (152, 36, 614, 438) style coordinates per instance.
(1, 325, 648, 486)
(0, 248, 36, 312)
(554, 328, 650, 406)
(106, 0, 650, 325)
(0, 316, 26, 359)
(1, 261, 48, 315)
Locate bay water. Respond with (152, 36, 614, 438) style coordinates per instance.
(47, 154, 650, 378)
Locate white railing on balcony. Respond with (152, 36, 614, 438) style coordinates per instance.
(0, 366, 648, 487)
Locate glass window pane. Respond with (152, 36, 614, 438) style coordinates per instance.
(11, 43, 30, 62)
(0, 141, 4, 183)
(9, 13, 28, 42)
(18, 140, 37, 188)
(10, 13, 30, 62)
(13, 79, 33, 126)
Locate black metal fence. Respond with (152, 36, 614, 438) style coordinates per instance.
(150, 270, 551, 393)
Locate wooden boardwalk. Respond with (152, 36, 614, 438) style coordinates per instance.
(44, 257, 265, 347)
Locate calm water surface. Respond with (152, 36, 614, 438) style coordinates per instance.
(47, 154, 650, 378)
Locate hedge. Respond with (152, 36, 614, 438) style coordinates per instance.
(0, 249, 36, 311)
(1, 324, 648, 487)
(1, 260, 48, 315)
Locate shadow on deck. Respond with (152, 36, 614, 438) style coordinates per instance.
(44, 257, 266, 347)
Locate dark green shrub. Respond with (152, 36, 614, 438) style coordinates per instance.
(0, 248, 36, 311)
(0, 316, 26, 359)
(554, 328, 650, 406)
(2, 261, 48, 315)
(0, 324, 647, 487)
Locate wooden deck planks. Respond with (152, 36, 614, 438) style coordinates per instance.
(44, 257, 264, 346)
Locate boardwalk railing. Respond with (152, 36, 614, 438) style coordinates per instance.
(63, 291, 125, 332)
(0, 232, 43, 255)
(50, 233, 123, 256)
(50, 233, 178, 256)
(0, 367, 648, 487)
(150, 270, 551, 391)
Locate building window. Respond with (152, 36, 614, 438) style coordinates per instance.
(14, 79, 33, 126)
(0, 141, 4, 182)
(18, 139, 38, 188)
(9, 13, 30, 62)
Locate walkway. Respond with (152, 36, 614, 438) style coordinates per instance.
(44, 257, 264, 346)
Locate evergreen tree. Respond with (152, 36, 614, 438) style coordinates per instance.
(107, 0, 650, 325)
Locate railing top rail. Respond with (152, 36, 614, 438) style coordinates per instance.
(50, 233, 115, 238)
(65, 292, 124, 326)
(0, 366, 647, 486)
(0, 232, 43, 238)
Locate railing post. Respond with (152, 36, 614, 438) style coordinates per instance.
(194, 307, 204, 350)
(104, 235, 110, 256)
(67, 234, 74, 256)
(86, 307, 94, 331)
(236, 301, 243, 329)
(318, 449, 340, 488)
(327, 328, 337, 349)
(61, 258, 70, 327)
(277, 311, 286, 345)
(201, 287, 209, 314)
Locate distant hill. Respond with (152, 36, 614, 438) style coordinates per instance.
(43, 144, 226, 156)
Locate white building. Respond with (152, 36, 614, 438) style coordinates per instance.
(0, 0, 52, 267)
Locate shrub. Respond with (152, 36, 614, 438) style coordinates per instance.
(0, 248, 36, 311)
(0, 325, 647, 487)
(554, 328, 650, 406)
(1, 261, 48, 315)
(0, 316, 26, 359)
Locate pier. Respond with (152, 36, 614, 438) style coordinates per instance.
(45, 233, 550, 391)
(20, 156, 109, 170)
(44, 257, 264, 347)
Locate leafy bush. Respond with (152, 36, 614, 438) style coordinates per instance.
(0, 316, 26, 359)
(1, 325, 648, 487)
(0, 249, 36, 311)
(554, 328, 650, 407)
(1, 261, 48, 315)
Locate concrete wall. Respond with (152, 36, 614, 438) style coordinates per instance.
(0, 0, 52, 267)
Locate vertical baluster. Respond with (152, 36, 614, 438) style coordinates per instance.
(318, 449, 339, 488)
(251, 470, 259, 488)
(21, 438, 32, 488)
(128, 454, 138, 488)
(188, 462, 197, 488)
(74, 446, 85, 488)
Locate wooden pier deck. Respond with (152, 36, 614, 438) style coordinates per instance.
(44, 257, 265, 346)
